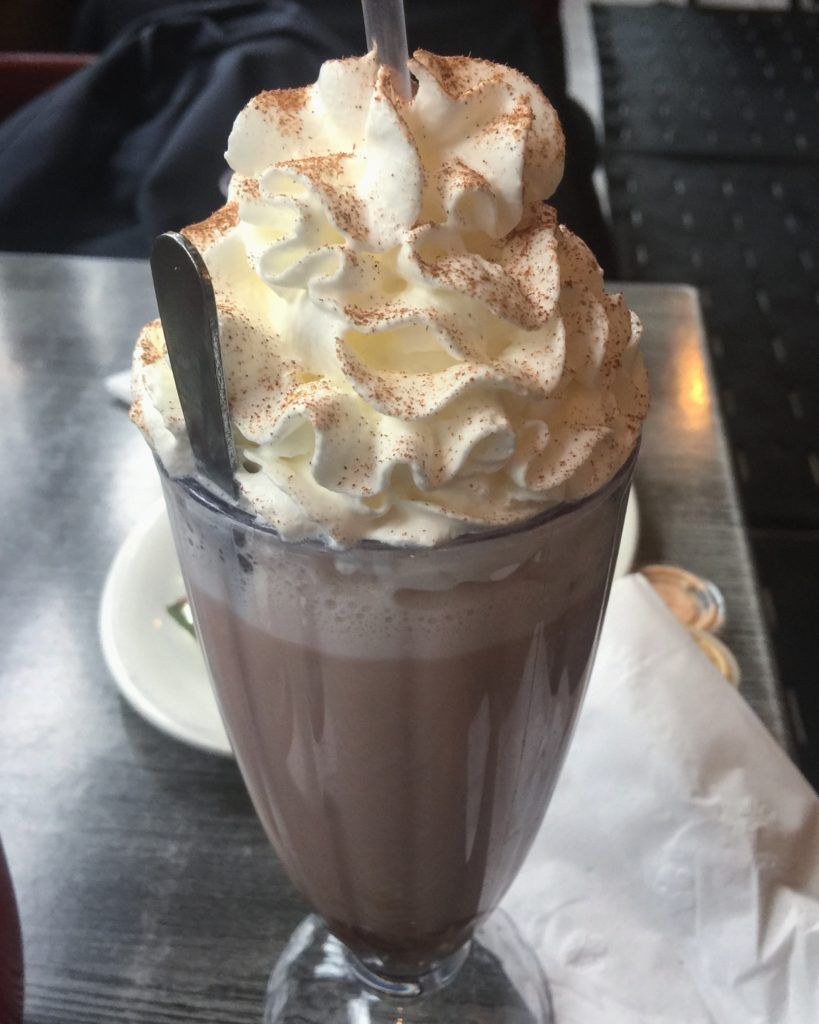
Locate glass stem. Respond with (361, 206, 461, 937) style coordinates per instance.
(345, 940, 472, 999)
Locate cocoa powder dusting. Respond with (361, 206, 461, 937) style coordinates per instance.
(130, 395, 144, 429)
(137, 322, 163, 366)
(253, 86, 309, 133)
(413, 50, 502, 100)
(183, 203, 240, 249)
(235, 176, 261, 201)
(277, 154, 367, 240)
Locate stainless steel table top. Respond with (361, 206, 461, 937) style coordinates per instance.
(0, 253, 789, 1023)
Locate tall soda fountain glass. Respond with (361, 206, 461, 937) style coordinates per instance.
(133, 34, 649, 1019)
(159, 446, 637, 1021)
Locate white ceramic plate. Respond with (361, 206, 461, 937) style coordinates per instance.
(99, 500, 233, 757)
(99, 490, 640, 756)
(615, 487, 640, 582)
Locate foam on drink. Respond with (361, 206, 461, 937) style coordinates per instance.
(139, 49, 648, 978)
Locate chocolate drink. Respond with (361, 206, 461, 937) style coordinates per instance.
(133, 43, 649, 1015)
(161, 452, 634, 977)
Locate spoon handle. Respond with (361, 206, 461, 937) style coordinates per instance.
(150, 232, 237, 498)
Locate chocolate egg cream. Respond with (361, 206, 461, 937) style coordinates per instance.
(135, 50, 648, 977)
(162, 453, 633, 973)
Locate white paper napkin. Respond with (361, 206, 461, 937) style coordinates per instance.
(503, 574, 819, 1024)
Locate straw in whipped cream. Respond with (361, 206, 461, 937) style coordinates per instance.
(361, 0, 412, 100)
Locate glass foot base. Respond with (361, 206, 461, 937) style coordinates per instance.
(264, 911, 553, 1023)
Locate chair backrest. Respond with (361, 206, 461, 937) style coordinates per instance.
(0, 52, 95, 122)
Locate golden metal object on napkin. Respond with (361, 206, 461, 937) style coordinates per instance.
(640, 564, 726, 633)
(690, 629, 741, 687)
(639, 564, 740, 686)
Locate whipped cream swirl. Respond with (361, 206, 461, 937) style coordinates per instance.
(132, 51, 648, 547)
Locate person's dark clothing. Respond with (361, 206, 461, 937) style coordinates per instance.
(0, 0, 614, 271)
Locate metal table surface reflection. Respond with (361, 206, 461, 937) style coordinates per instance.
(0, 254, 789, 1023)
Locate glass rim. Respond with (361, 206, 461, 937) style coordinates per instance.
(159, 440, 639, 554)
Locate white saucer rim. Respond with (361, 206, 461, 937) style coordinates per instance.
(615, 488, 640, 580)
(98, 500, 233, 758)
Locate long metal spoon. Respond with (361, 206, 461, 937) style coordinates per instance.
(150, 231, 238, 498)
